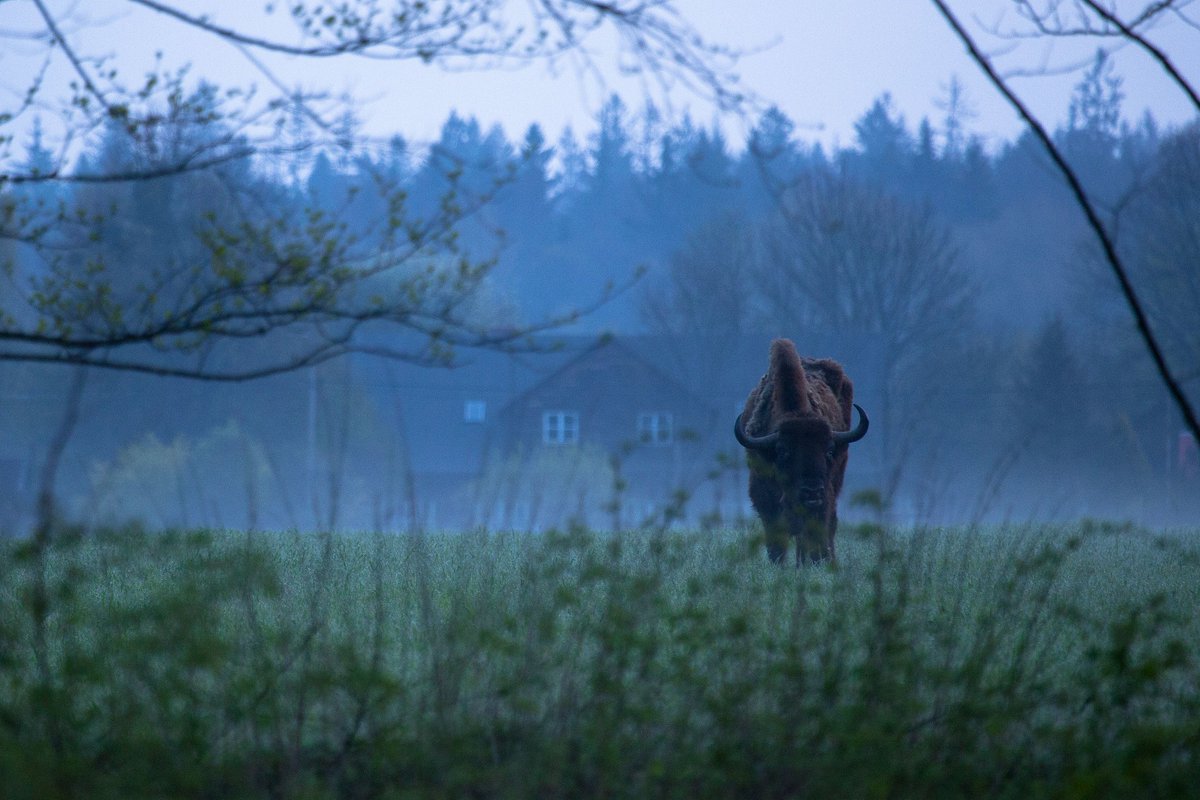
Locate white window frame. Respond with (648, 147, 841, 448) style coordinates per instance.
(464, 399, 487, 423)
(637, 411, 674, 445)
(542, 410, 579, 445)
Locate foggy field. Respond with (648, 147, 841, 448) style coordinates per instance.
(4, 520, 1200, 798)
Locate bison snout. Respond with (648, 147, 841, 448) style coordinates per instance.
(796, 485, 826, 509)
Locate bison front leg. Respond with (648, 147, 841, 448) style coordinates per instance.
(763, 517, 789, 565)
(797, 515, 836, 566)
(797, 540, 833, 566)
(749, 474, 789, 565)
(827, 509, 838, 561)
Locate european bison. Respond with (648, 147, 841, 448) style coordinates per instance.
(735, 338, 869, 566)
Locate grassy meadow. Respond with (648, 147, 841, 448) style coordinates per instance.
(2, 515, 1200, 798)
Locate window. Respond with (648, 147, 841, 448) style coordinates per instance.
(543, 411, 579, 445)
(464, 400, 486, 423)
(637, 412, 674, 445)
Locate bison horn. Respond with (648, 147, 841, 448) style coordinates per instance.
(734, 413, 779, 450)
(831, 404, 870, 445)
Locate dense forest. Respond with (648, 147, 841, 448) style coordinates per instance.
(2, 52, 1197, 529)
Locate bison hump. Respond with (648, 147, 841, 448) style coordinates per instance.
(769, 339, 810, 413)
(802, 357, 853, 428)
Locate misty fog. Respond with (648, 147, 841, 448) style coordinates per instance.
(2, 63, 1198, 535)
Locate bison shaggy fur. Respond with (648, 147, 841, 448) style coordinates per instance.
(736, 338, 868, 566)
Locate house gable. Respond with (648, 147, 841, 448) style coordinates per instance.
(491, 338, 714, 455)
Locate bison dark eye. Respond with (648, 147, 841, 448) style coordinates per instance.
(825, 447, 836, 464)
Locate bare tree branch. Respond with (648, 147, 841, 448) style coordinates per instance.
(1077, 0, 1200, 110)
(930, 0, 1200, 443)
(1, 1, 733, 380)
(30, 0, 112, 113)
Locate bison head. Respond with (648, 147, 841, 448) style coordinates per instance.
(734, 404, 869, 550)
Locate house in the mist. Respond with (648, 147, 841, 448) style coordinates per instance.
(0, 455, 31, 532)
(356, 344, 577, 531)
(365, 336, 722, 531)
(476, 337, 727, 530)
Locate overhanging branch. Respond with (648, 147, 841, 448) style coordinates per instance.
(930, 0, 1200, 443)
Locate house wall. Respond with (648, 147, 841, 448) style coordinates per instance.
(471, 342, 732, 529)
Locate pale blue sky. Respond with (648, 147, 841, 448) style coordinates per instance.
(3, 1, 1197, 158)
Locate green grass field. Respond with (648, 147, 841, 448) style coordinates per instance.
(3, 518, 1199, 798)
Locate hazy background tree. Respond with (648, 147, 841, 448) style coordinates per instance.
(930, 0, 1200, 447)
(757, 169, 972, 495)
(1119, 125, 1200, 391)
(638, 211, 758, 398)
(1005, 316, 1094, 474)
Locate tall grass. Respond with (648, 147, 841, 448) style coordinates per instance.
(2, 519, 1199, 798)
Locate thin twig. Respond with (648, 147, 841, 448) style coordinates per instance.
(1079, 0, 1200, 111)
